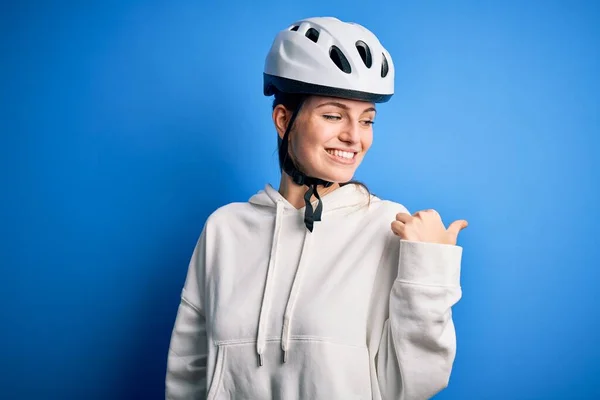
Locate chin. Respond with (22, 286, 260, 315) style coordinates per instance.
(314, 170, 357, 184)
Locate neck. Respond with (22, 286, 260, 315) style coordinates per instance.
(278, 173, 340, 209)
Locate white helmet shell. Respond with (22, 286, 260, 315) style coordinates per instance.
(264, 17, 394, 103)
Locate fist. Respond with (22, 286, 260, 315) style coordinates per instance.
(391, 209, 468, 246)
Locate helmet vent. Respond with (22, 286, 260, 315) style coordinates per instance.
(290, 25, 300, 31)
(305, 28, 319, 43)
(355, 41, 372, 68)
(329, 46, 352, 74)
(381, 53, 389, 77)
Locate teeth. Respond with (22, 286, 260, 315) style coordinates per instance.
(327, 150, 355, 159)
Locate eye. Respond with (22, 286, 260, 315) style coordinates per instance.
(361, 119, 375, 126)
(323, 114, 342, 121)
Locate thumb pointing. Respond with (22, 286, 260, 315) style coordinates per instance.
(448, 220, 468, 238)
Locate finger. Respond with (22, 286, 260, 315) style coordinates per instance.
(447, 220, 468, 238)
(395, 212, 413, 223)
(391, 221, 405, 236)
(414, 209, 440, 219)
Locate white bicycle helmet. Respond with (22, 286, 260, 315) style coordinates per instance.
(263, 16, 395, 103)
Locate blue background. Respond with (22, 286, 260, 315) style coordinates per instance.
(2, 1, 599, 399)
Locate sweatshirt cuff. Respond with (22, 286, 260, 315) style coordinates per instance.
(397, 239, 463, 287)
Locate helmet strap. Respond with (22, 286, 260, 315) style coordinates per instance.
(279, 97, 333, 232)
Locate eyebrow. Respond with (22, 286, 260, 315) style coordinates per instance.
(315, 101, 376, 114)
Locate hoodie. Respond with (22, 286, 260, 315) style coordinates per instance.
(165, 183, 463, 400)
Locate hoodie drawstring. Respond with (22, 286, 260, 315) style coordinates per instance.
(255, 196, 315, 366)
(249, 183, 364, 366)
(256, 200, 284, 366)
(280, 227, 312, 363)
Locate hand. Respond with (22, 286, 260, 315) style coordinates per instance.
(391, 209, 468, 246)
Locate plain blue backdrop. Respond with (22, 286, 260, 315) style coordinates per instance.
(2, 1, 599, 399)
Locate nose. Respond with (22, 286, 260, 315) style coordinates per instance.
(338, 120, 361, 145)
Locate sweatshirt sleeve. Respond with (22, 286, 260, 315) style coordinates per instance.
(371, 238, 463, 400)
(165, 228, 209, 400)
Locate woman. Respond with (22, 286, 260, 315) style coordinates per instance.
(166, 16, 467, 400)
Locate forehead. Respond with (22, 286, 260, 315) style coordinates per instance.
(306, 95, 376, 111)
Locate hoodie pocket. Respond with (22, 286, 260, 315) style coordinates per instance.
(206, 345, 227, 400)
(208, 340, 372, 399)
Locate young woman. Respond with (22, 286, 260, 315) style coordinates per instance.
(166, 16, 467, 400)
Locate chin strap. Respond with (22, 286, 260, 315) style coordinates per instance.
(279, 98, 333, 232)
(282, 156, 332, 232)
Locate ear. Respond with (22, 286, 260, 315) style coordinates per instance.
(272, 105, 292, 140)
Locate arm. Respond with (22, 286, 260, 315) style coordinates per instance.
(165, 228, 208, 400)
(375, 239, 463, 400)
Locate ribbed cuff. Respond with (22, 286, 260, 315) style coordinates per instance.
(396, 240, 463, 287)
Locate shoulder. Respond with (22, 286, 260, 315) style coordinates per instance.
(344, 194, 409, 247)
(204, 201, 255, 230)
(362, 196, 411, 256)
(367, 194, 411, 222)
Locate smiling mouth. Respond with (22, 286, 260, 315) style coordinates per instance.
(326, 149, 357, 160)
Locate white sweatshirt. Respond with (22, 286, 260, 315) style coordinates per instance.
(166, 183, 463, 400)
